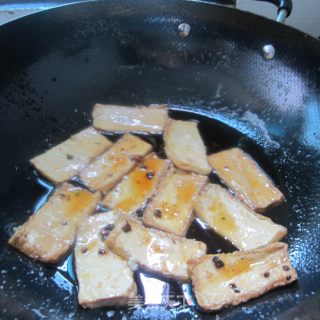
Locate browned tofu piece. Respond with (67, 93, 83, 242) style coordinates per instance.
(30, 127, 112, 184)
(9, 183, 101, 263)
(102, 153, 170, 214)
(208, 148, 284, 212)
(164, 119, 211, 175)
(79, 134, 153, 193)
(142, 170, 207, 236)
(189, 242, 297, 312)
(106, 217, 207, 281)
(92, 104, 168, 133)
(194, 184, 287, 250)
(75, 212, 137, 308)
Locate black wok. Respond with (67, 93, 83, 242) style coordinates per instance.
(0, 0, 319, 319)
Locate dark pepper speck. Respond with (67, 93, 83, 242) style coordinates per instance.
(229, 283, 240, 293)
(122, 222, 131, 233)
(81, 247, 88, 254)
(283, 265, 290, 271)
(154, 209, 162, 218)
(67, 153, 74, 160)
(286, 275, 292, 281)
(98, 248, 106, 256)
(212, 256, 225, 269)
(264, 272, 270, 278)
(146, 171, 154, 179)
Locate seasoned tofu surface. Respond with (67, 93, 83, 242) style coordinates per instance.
(194, 184, 287, 250)
(79, 134, 153, 193)
(92, 104, 168, 133)
(9, 183, 101, 263)
(106, 217, 207, 281)
(30, 127, 112, 184)
(164, 119, 211, 175)
(142, 170, 207, 236)
(189, 242, 297, 311)
(75, 212, 137, 309)
(208, 148, 284, 212)
(103, 153, 170, 214)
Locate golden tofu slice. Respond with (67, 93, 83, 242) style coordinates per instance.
(9, 183, 101, 263)
(208, 148, 284, 212)
(92, 104, 168, 133)
(164, 119, 211, 175)
(189, 242, 297, 312)
(79, 134, 153, 193)
(30, 127, 112, 184)
(142, 170, 207, 236)
(102, 153, 170, 214)
(75, 212, 137, 309)
(194, 184, 287, 250)
(106, 217, 207, 281)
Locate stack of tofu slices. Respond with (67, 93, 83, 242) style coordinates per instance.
(9, 104, 297, 311)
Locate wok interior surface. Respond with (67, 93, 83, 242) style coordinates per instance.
(0, 0, 319, 319)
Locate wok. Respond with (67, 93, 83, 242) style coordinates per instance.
(0, 0, 319, 319)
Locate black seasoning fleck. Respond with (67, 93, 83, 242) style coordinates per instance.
(229, 283, 240, 293)
(140, 164, 148, 170)
(286, 275, 292, 281)
(129, 155, 143, 162)
(67, 153, 74, 160)
(154, 209, 162, 218)
(283, 265, 290, 271)
(81, 247, 88, 254)
(61, 220, 68, 226)
(98, 248, 106, 256)
(122, 222, 131, 233)
(146, 171, 154, 179)
(100, 224, 114, 241)
(264, 272, 270, 278)
(212, 256, 225, 269)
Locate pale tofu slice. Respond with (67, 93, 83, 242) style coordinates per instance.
(142, 170, 207, 236)
(75, 212, 137, 309)
(106, 217, 207, 281)
(164, 119, 211, 175)
(208, 148, 284, 213)
(92, 104, 168, 133)
(189, 242, 297, 312)
(102, 153, 170, 214)
(30, 127, 112, 184)
(9, 183, 101, 263)
(79, 134, 153, 193)
(194, 184, 287, 250)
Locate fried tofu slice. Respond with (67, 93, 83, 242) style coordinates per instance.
(164, 119, 211, 175)
(189, 242, 297, 312)
(30, 127, 112, 184)
(92, 104, 168, 133)
(194, 184, 287, 250)
(208, 148, 284, 212)
(106, 217, 207, 281)
(102, 153, 170, 214)
(79, 134, 153, 193)
(142, 170, 207, 236)
(75, 212, 137, 308)
(9, 183, 101, 263)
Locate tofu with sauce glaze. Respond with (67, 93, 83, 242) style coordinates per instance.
(79, 134, 153, 193)
(164, 119, 211, 175)
(75, 212, 137, 308)
(194, 184, 287, 250)
(103, 153, 170, 214)
(92, 104, 168, 133)
(189, 242, 297, 312)
(142, 170, 207, 236)
(208, 148, 284, 212)
(30, 127, 112, 184)
(9, 183, 101, 263)
(106, 217, 207, 281)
